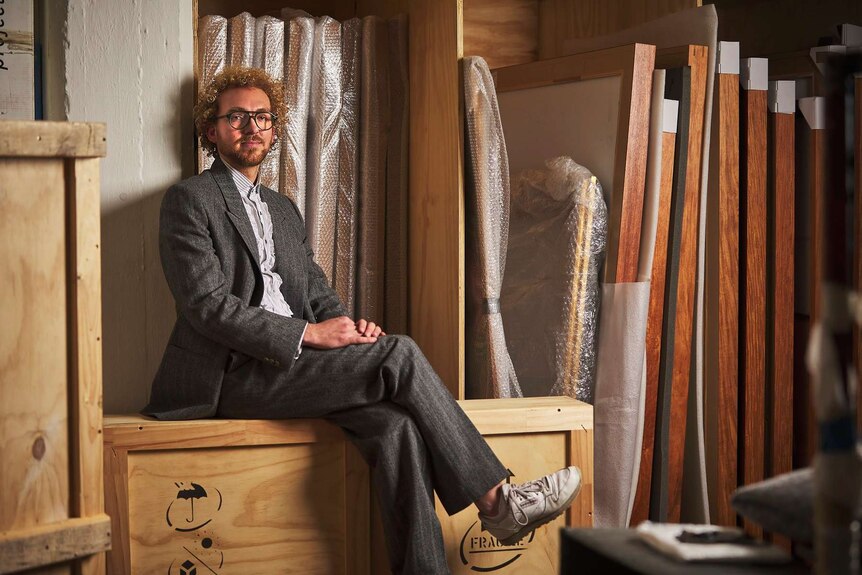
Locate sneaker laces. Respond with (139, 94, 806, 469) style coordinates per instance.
(503, 472, 562, 526)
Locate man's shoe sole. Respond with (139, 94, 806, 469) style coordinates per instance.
(490, 472, 583, 547)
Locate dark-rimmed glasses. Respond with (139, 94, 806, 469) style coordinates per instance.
(215, 110, 277, 131)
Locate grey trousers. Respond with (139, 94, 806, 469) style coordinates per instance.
(216, 335, 508, 574)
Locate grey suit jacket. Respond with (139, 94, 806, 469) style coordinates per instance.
(142, 157, 346, 420)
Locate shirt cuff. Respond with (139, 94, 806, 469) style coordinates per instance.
(295, 322, 309, 359)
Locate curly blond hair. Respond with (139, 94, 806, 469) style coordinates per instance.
(194, 66, 287, 158)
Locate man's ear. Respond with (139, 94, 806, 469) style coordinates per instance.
(206, 123, 217, 143)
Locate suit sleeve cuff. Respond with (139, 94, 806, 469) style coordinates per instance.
(295, 322, 309, 359)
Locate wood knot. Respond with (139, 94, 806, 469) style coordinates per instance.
(32, 436, 46, 460)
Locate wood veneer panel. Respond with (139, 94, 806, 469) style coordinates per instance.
(408, 0, 464, 398)
(631, 129, 677, 525)
(651, 45, 708, 523)
(704, 70, 740, 528)
(462, 0, 538, 69)
(767, 110, 795, 485)
(740, 86, 768, 538)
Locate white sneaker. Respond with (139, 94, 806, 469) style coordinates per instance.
(479, 466, 582, 546)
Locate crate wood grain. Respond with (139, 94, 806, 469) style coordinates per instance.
(704, 66, 740, 528)
(0, 121, 108, 575)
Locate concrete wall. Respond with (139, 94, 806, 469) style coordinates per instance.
(44, 0, 195, 413)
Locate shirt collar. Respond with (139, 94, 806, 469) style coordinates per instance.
(219, 154, 259, 196)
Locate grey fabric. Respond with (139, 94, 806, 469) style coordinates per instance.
(731, 468, 814, 543)
(145, 157, 507, 574)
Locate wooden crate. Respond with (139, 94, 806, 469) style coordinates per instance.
(373, 397, 594, 575)
(105, 397, 592, 574)
(0, 121, 109, 574)
(103, 417, 371, 575)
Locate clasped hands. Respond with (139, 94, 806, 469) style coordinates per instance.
(302, 316, 386, 349)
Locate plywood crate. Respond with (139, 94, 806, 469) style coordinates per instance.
(0, 121, 109, 574)
(105, 397, 592, 574)
(103, 417, 372, 575)
(373, 397, 594, 575)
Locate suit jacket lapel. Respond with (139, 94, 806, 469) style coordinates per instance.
(211, 157, 261, 268)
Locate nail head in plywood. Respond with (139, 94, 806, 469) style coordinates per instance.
(741, 58, 769, 91)
(769, 80, 796, 114)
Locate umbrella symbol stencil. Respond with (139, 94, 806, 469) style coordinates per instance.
(166, 482, 222, 532)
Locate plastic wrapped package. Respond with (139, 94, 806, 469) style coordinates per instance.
(384, 14, 409, 335)
(357, 16, 390, 321)
(501, 157, 608, 402)
(227, 12, 255, 67)
(197, 15, 227, 173)
(253, 16, 284, 191)
(306, 16, 342, 281)
(280, 14, 314, 216)
(463, 56, 522, 399)
(334, 18, 361, 316)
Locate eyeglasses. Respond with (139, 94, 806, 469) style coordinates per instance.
(215, 110, 277, 131)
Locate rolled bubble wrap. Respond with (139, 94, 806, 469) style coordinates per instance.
(253, 16, 284, 192)
(197, 15, 226, 173)
(227, 12, 255, 67)
(357, 16, 390, 322)
(306, 16, 342, 281)
(384, 14, 410, 335)
(280, 14, 314, 217)
(334, 18, 361, 316)
(463, 56, 522, 400)
(501, 157, 608, 403)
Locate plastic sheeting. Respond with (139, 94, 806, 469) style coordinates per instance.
(594, 281, 650, 527)
(306, 16, 342, 281)
(332, 17, 361, 316)
(227, 12, 255, 67)
(281, 14, 314, 217)
(197, 15, 227, 173)
(253, 16, 284, 191)
(501, 157, 607, 402)
(463, 56, 521, 400)
(384, 14, 409, 335)
(357, 16, 389, 322)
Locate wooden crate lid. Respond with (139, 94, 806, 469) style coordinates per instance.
(460, 396, 593, 435)
(0, 121, 106, 158)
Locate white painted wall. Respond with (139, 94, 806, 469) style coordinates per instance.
(52, 0, 194, 413)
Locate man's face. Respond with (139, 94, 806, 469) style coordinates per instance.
(207, 86, 275, 170)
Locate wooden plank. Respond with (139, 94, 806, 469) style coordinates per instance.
(494, 43, 655, 283)
(104, 447, 131, 575)
(704, 70, 740, 528)
(767, 103, 795, 484)
(0, 515, 111, 574)
(632, 128, 677, 525)
(408, 0, 464, 399)
(0, 122, 106, 158)
(536, 0, 702, 60)
(459, 397, 593, 435)
(0, 159, 70, 534)
(462, 0, 538, 69)
(569, 426, 595, 528)
(0, 0, 35, 120)
(654, 45, 708, 523)
(856, 77, 862, 434)
(740, 83, 768, 539)
(66, 157, 107, 575)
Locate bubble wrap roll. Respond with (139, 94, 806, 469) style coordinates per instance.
(306, 16, 342, 282)
(384, 14, 409, 335)
(501, 157, 608, 403)
(280, 15, 314, 216)
(334, 18, 361, 316)
(463, 56, 522, 399)
(357, 16, 390, 322)
(228, 12, 255, 67)
(197, 15, 227, 173)
(253, 16, 284, 191)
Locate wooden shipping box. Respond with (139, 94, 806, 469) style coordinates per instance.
(0, 121, 109, 574)
(104, 397, 592, 574)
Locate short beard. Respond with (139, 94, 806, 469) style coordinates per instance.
(222, 137, 271, 169)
